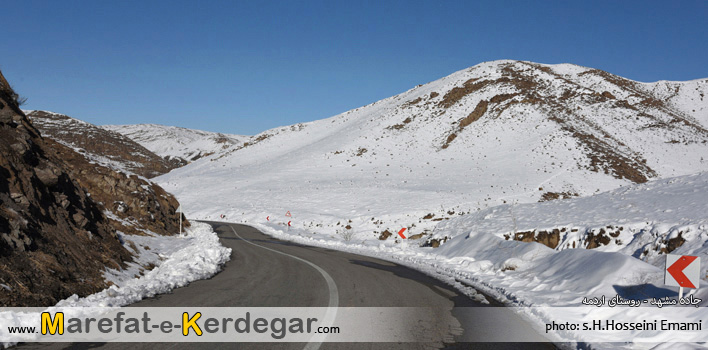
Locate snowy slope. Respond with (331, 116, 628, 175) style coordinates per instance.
(26, 110, 177, 177)
(637, 77, 708, 127)
(103, 123, 247, 165)
(159, 60, 708, 222)
(156, 60, 708, 348)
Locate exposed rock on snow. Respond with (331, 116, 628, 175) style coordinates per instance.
(27, 111, 180, 178)
(103, 123, 247, 166)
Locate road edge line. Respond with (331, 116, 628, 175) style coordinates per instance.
(229, 225, 338, 349)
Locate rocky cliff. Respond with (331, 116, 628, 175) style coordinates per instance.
(0, 70, 186, 306)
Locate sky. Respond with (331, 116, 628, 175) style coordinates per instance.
(3, 0, 707, 135)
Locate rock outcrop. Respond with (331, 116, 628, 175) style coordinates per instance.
(49, 136, 188, 236)
(0, 71, 131, 306)
(0, 70, 186, 306)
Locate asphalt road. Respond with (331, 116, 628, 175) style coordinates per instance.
(21, 221, 555, 349)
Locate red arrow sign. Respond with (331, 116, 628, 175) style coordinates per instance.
(266, 216, 270, 221)
(397, 228, 407, 239)
(667, 255, 698, 289)
(287, 221, 291, 227)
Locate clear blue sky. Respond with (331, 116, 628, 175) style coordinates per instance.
(3, 0, 706, 135)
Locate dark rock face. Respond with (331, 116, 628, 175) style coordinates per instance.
(0, 71, 131, 306)
(48, 137, 189, 236)
(0, 70, 186, 306)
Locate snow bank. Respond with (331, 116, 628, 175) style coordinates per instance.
(59, 221, 231, 307)
(0, 222, 231, 348)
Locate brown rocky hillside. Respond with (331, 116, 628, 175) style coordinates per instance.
(0, 70, 186, 306)
(27, 110, 181, 178)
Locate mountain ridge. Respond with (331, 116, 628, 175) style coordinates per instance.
(26, 110, 180, 178)
(158, 59, 708, 226)
(102, 123, 247, 166)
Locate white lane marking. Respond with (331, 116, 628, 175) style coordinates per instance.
(230, 226, 338, 350)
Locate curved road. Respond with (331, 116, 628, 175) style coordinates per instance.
(22, 221, 554, 349)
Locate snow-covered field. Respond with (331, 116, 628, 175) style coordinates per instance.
(155, 61, 708, 348)
(163, 171, 708, 348)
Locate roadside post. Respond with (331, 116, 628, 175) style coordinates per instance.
(177, 205, 183, 235)
(664, 254, 700, 299)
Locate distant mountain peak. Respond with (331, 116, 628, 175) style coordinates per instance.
(103, 124, 247, 164)
(26, 110, 179, 178)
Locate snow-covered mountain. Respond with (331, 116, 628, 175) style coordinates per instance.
(155, 59, 708, 347)
(159, 60, 708, 220)
(103, 124, 247, 166)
